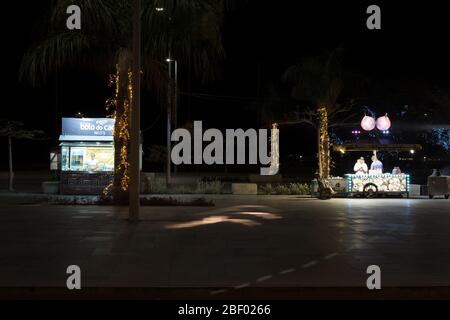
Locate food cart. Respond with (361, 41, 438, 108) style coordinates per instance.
(427, 171, 450, 199)
(330, 143, 422, 198)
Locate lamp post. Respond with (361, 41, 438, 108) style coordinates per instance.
(129, 0, 141, 221)
(164, 59, 178, 126)
(173, 59, 178, 176)
(166, 55, 172, 187)
(156, 7, 177, 186)
(166, 57, 178, 183)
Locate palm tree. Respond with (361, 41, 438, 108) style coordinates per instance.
(20, 0, 226, 202)
(283, 47, 349, 178)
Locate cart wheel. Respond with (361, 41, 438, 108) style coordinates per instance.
(445, 195, 449, 200)
(363, 183, 378, 198)
(318, 189, 332, 200)
(429, 195, 433, 199)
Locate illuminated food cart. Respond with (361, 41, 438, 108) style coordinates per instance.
(332, 143, 422, 198)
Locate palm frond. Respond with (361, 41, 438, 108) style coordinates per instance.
(21, 0, 228, 96)
(19, 32, 94, 86)
(50, 0, 124, 39)
(20, 0, 126, 86)
(142, 0, 225, 82)
(142, 57, 168, 103)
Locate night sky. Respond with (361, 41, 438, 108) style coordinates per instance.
(2, 1, 450, 173)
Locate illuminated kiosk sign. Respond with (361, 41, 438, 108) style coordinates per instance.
(61, 117, 114, 137)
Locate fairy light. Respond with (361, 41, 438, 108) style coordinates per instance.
(270, 123, 279, 175)
(103, 65, 133, 195)
(318, 106, 330, 178)
(117, 69, 133, 191)
(103, 66, 120, 197)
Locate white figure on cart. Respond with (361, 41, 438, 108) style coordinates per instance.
(370, 154, 383, 175)
(353, 157, 368, 174)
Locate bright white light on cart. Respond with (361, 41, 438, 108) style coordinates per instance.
(410, 149, 415, 154)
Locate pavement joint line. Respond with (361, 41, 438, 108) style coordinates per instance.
(302, 260, 318, 268)
(213, 251, 342, 296)
(234, 283, 250, 289)
(324, 252, 338, 260)
(279, 268, 296, 275)
(256, 275, 272, 282)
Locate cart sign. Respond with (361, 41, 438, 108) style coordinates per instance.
(62, 118, 115, 136)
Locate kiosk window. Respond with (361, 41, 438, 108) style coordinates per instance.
(70, 148, 85, 170)
(61, 146, 114, 172)
(61, 147, 70, 171)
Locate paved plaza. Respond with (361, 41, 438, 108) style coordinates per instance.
(1, 196, 450, 297)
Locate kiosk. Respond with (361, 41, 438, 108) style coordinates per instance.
(59, 117, 115, 195)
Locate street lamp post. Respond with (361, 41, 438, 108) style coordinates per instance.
(173, 59, 178, 176)
(157, 8, 176, 186)
(129, 0, 141, 221)
(166, 55, 172, 187)
(166, 57, 178, 184)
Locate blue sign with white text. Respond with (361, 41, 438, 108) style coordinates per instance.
(61, 118, 115, 136)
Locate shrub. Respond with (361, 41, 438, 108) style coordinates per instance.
(289, 183, 310, 195)
(140, 197, 214, 206)
(260, 183, 273, 195)
(150, 177, 169, 194)
(260, 183, 310, 195)
(147, 177, 225, 194)
(196, 179, 224, 194)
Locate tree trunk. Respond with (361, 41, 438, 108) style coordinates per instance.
(317, 106, 330, 178)
(8, 135, 14, 192)
(112, 51, 132, 204)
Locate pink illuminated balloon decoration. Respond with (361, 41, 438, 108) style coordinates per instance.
(376, 115, 391, 131)
(361, 115, 376, 131)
